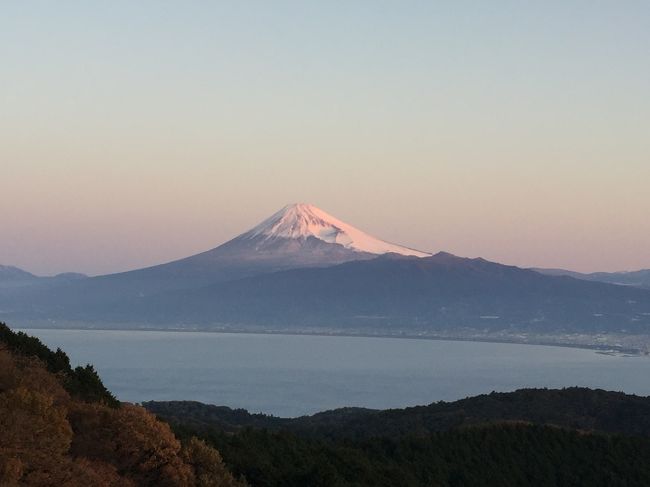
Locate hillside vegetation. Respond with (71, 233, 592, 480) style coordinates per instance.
(148, 389, 650, 487)
(146, 387, 650, 440)
(0, 323, 243, 486)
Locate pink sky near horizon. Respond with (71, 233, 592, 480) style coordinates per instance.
(2, 2, 649, 276)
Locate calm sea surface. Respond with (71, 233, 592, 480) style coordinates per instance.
(20, 329, 650, 417)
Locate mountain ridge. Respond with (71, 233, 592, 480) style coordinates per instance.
(534, 267, 650, 289)
(102, 251, 650, 337)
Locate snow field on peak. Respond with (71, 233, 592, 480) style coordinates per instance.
(244, 203, 431, 258)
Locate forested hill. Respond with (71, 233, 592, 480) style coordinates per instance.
(146, 387, 650, 439)
(181, 424, 650, 487)
(147, 389, 650, 487)
(0, 322, 243, 486)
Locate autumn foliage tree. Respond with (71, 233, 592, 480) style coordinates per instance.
(0, 323, 245, 486)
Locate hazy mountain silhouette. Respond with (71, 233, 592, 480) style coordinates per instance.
(534, 267, 650, 290)
(100, 252, 650, 335)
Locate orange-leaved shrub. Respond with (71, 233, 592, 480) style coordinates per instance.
(0, 326, 245, 487)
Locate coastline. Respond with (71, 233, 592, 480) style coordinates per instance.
(13, 321, 649, 356)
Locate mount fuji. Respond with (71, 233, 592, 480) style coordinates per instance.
(93, 202, 430, 290)
(102, 203, 431, 291)
(0, 204, 432, 318)
(5, 203, 650, 346)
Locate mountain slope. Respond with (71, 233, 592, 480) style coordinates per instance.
(0, 265, 37, 282)
(0, 265, 86, 289)
(123, 252, 650, 334)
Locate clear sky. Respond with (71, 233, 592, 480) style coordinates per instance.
(2, 1, 649, 275)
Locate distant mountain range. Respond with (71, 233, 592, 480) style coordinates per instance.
(0, 265, 86, 289)
(533, 267, 650, 289)
(2, 204, 650, 341)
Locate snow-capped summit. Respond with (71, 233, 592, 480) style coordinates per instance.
(242, 203, 431, 257)
(58, 202, 432, 302)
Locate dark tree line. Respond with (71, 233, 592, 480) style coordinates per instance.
(150, 386, 650, 486)
(168, 422, 650, 487)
